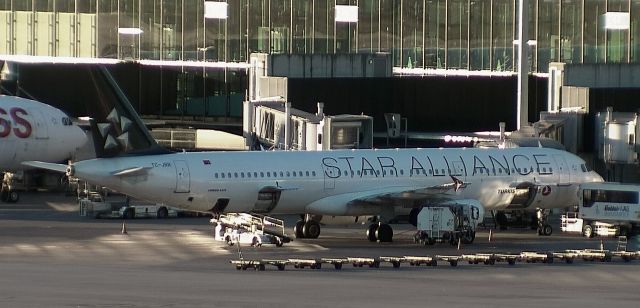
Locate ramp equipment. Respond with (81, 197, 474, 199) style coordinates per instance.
(229, 249, 640, 271)
(212, 213, 291, 247)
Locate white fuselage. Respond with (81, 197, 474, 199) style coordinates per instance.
(70, 147, 603, 216)
(0, 96, 87, 171)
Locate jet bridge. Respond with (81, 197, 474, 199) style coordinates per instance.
(245, 100, 373, 151)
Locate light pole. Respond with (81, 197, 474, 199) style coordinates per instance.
(516, 0, 529, 130)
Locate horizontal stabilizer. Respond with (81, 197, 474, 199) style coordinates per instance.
(112, 166, 150, 177)
(22, 161, 68, 173)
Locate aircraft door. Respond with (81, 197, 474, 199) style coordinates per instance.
(31, 111, 49, 139)
(552, 154, 570, 184)
(173, 160, 191, 193)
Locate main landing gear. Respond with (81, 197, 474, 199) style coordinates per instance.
(294, 219, 321, 239)
(367, 222, 393, 242)
(536, 208, 553, 236)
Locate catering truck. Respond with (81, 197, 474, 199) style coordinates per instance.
(561, 182, 640, 237)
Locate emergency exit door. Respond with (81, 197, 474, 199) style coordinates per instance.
(174, 160, 191, 193)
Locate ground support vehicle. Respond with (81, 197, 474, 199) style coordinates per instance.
(212, 213, 291, 247)
(346, 257, 380, 268)
(561, 213, 626, 238)
(228, 249, 640, 270)
(413, 202, 483, 246)
(79, 196, 176, 219)
(562, 182, 640, 238)
(566, 249, 613, 262)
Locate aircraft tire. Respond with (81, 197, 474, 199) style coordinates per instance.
(375, 224, 393, 242)
(366, 224, 378, 242)
(542, 224, 552, 236)
(303, 221, 321, 239)
(294, 220, 305, 238)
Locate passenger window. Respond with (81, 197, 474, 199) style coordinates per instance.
(227, 173, 232, 178)
(299, 171, 303, 177)
(428, 170, 431, 175)
(214, 173, 218, 178)
(267, 172, 271, 177)
(306, 171, 310, 176)
(221, 173, 225, 178)
(292, 172, 296, 177)
(357, 171, 361, 176)
(400, 170, 404, 175)
(234, 172, 238, 178)
(260, 172, 264, 177)
(286, 171, 290, 177)
(280, 172, 284, 177)
(254, 172, 258, 178)
(241, 172, 245, 178)
(312, 171, 316, 176)
(549, 168, 553, 172)
(247, 172, 251, 178)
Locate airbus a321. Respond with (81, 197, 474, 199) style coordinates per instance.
(0, 95, 87, 202)
(23, 66, 603, 242)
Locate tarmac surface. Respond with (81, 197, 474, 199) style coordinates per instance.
(1, 192, 640, 307)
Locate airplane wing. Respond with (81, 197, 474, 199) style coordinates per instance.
(305, 176, 471, 215)
(351, 175, 469, 204)
(112, 166, 151, 177)
(21, 161, 68, 173)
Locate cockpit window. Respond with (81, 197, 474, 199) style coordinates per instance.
(62, 117, 73, 126)
(580, 164, 591, 172)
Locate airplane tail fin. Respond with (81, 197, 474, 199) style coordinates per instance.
(86, 66, 171, 158)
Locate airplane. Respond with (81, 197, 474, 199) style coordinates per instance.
(22, 67, 604, 242)
(0, 95, 87, 202)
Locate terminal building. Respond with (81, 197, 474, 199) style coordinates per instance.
(1, 1, 640, 175)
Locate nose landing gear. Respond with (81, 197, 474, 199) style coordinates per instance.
(537, 208, 553, 236)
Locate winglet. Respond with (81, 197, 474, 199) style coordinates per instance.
(22, 161, 68, 173)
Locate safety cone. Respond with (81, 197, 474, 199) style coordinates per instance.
(457, 237, 462, 250)
(121, 221, 128, 235)
(599, 239, 604, 251)
(488, 229, 493, 242)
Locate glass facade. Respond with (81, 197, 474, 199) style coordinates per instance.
(1, 0, 640, 73)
